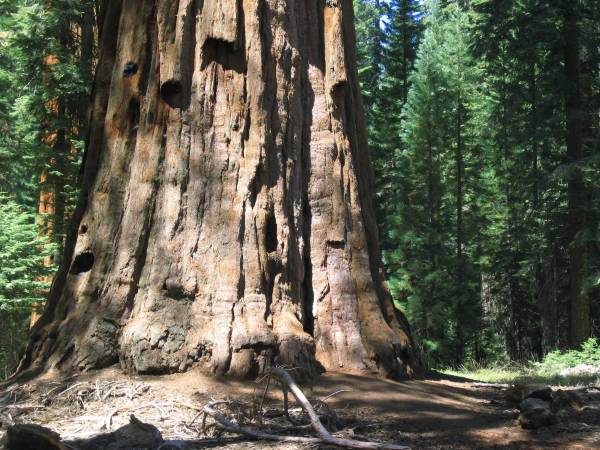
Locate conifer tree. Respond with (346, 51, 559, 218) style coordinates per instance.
(0, 194, 56, 376)
(369, 0, 422, 273)
(398, 0, 493, 363)
(353, 0, 385, 113)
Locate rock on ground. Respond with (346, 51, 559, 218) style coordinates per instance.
(518, 397, 556, 429)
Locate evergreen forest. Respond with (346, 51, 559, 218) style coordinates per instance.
(0, 0, 598, 378)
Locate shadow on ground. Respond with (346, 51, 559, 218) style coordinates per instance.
(1, 368, 599, 449)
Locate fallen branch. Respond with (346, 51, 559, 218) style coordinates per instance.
(203, 404, 323, 444)
(105, 402, 169, 430)
(321, 389, 354, 402)
(56, 382, 87, 398)
(282, 384, 299, 426)
(202, 367, 410, 450)
(271, 367, 410, 450)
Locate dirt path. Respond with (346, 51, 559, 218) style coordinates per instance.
(1, 369, 599, 449)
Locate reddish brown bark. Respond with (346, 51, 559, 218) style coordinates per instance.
(30, 53, 61, 330)
(20, 0, 416, 380)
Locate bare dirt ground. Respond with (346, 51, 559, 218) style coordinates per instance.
(1, 368, 599, 449)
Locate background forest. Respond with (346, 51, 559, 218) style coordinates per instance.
(0, 0, 598, 378)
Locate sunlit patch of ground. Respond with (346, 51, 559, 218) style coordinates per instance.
(442, 366, 600, 387)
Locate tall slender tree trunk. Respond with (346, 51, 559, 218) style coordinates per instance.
(20, 0, 416, 380)
(563, 1, 589, 348)
(454, 95, 464, 363)
(31, 172, 56, 328)
(30, 50, 61, 330)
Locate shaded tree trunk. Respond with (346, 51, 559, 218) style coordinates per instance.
(30, 169, 56, 329)
(30, 50, 61, 330)
(454, 95, 464, 363)
(20, 0, 416, 380)
(563, 1, 590, 348)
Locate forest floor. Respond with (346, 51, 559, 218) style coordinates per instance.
(1, 368, 599, 449)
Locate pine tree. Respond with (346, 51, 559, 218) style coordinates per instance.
(398, 0, 493, 363)
(0, 194, 56, 310)
(0, 0, 96, 241)
(353, 0, 384, 113)
(0, 194, 56, 378)
(471, 0, 599, 356)
(0, 0, 99, 371)
(369, 0, 422, 279)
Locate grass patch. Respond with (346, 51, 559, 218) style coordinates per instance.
(440, 338, 600, 387)
(442, 366, 600, 386)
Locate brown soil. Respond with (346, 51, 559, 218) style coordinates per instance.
(1, 369, 599, 449)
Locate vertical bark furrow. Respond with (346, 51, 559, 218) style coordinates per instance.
(19, 0, 416, 381)
(323, 1, 348, 91)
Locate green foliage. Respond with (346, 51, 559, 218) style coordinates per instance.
(0, 194, 56, 310)
(393, 0, 496, 364)
(355, 0, 600, 367)
(0, 0, 97, 378)
(539, 338, 600, 372)
(353, 0, 385, 111)
(0, 0, 92, 226)
(0, 194, 54, 378)
(444, 339, 600, 387)
(0, 310, 30, 379)
(443, 365, 600, 387)
(369, 0, 422, 258)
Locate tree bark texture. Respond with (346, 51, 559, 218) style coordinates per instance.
(20, 0, 416, 380)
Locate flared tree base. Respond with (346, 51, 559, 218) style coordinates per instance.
(18, 0, 417, 381)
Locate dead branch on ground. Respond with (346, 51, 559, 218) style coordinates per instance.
(1, 369, 410, 449)
(201, 367, 410, 450)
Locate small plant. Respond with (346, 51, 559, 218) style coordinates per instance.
(537, 338, 600, 372)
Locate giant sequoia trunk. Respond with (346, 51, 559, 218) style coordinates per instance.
(19, 0, 416, 380)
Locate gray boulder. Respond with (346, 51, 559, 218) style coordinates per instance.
(518, 397, 557, 429)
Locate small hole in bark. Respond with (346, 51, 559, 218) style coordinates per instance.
(123, 61, 138, 78)
(248, 176, 259, 207)
(70, 251, 95, 274)
(400, 345, 412, 362)
(265, 214, 277, 253)
(161, 79, 184, 109)
(128, 98, 140, 128)
(79, 224, 88, 234)
(327, 240, 345, 250)
(201, 38, 246, 74)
